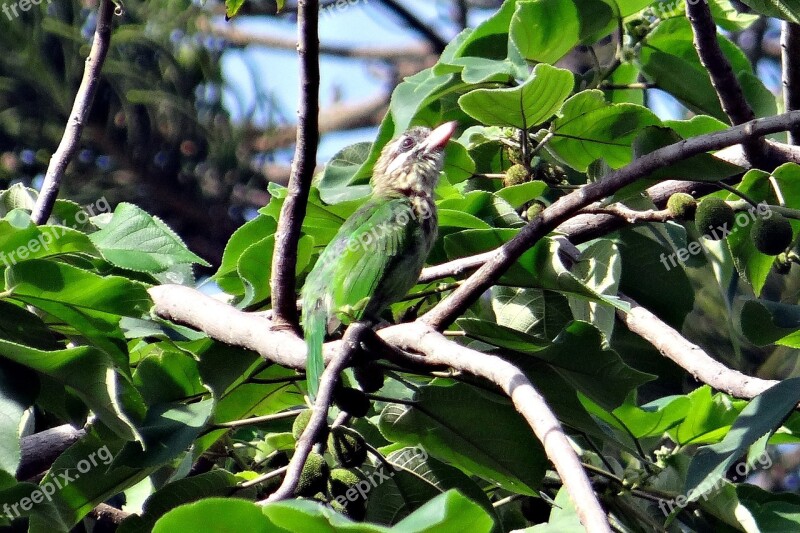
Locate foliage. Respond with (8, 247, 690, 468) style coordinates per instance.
(4, 0, 800, 532)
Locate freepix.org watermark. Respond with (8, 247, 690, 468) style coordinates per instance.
(2, 0, 51, 21)
(659, 201, 771, 271)
(0, 196, 110, 268)
(657, 449, 772, 517)
(332, 446, 427, 507)
(320, 0, 369, 18)
(3, 445, 113, 519)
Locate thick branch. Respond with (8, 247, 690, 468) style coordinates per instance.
(18, 424, 85, 481)
(618, 295, 777, 398)
(782, 22, 800, 145)
(685, 0, 755, 126)
(380, 322, 611, 532)
(269, 0, 320, 330)
(421, 111, 800, 330)
(31, 0, 115, 224)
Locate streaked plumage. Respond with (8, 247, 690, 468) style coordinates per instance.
(302, 122, 457, 398)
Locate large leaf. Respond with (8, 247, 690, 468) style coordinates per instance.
(686, 378, 800, 502)
(510, 0, 613, 63)
(89, 202, 209, 273)
(0, 340, 144, 441)
(547, 90, 661, 171)
(458, 64, 574, 129)
(379, 382, 547, 495)
(737, 0, 800, 22)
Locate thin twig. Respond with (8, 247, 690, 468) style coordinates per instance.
(209, 410, 302, 430)
(421, 111, 800, 330)
(31, 0, 115, 224)
(269, 0, 320, 330)
(579, 205, 672, 223)
(261, 323, 366, 502)
(782, 22, 800, 145)
(685, 0, 755, 127)
(378, 0, 447, 53)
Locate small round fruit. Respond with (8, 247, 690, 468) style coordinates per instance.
(504, 164, 529, 187)
(354, 363, 384, 393)
(334, 387, 371, 418)
(292, 410, 312, 440)
(666, 192, 696, 220)
(328, 427, 368, 467)
(695, 197, 735, 240)
(295, 452, 330, 496)
(327, 467, 365, 499)
(752, 214, 793, 256)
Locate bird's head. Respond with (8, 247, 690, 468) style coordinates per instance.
(371, 121, 457, 197)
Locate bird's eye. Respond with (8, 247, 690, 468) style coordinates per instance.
(399, 137, 415, 152)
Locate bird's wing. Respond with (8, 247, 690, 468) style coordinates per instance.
(328, 196, 424, 318)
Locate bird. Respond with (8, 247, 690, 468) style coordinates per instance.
(301, 121, 457, 399)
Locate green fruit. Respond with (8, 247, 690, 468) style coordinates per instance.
(354, 363, 384, 393)
(295, 452, 330, 496)
(328, 427, 368, 467)
(334, 387, 371, 417)
(504, 164, 529, 187)
(327, 467, 365, 498)
(695, 197, 735, 240)
(752, 214, 793, 256)
(525, 202, 545, 221)
(505, 146, 524, 165)
(666, 192, 696, 220)
(292, 410, 312, 440)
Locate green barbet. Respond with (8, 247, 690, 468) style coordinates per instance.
(302, 121, 457, 398)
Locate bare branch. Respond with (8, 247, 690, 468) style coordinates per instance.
(579, 205, 672, 223)
(421, 111, 800, 330)
(263, 323, 367, 502)
(198, 17, 432, 60)
(18, 424, 85, 481)
(373, 322, 611, 532)
(685, 0, 755, 126)
(782, 22, 800, 145)
(269, 0, 320, 330)
(31, 0, 115, 224)
(618, 295, 777, 398)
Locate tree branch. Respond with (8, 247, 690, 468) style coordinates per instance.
(782, 22, 800, 145)
(379, 322, 612, 533)
(269, 0, 320, 330)
(31, 0, 115, 224)
(421, 111, 800, 330)
(617, 295, 778, 398)
(685, 0, 755, 126)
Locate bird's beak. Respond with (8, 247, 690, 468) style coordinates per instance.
(421, 121, 458, 152)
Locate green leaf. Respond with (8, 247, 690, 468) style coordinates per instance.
(527, 487, 585, 532)
(510, 0, 613, 63)
(458, 318, 551, 353)
(214, 214, 276, 295)
(89, 202, 209, 273)
(568, 240, 621, 340)
(495, 181, 548, 209)
(740, 299, 800, 347)
(392, 490, 494, 532)
(118, 470, 240, 533)
(365, 448, 496, 525)
(28, 433, 152, 532)
(505, 321, 654, 410)
(154, 498, 275, 533)
(669, 386, 745, 446)
(0, 361, 36, 485)
(132, 349, 205, 405)
(114, 400, 214, 469)
(548, 90, 661, 171)
(379, 382, 547, 495)
(491, 286, 572, 341)
(317, 142, 373, 204)
(686, 378, 800, 502)
(458, 64, 574, 129)
(736, 0, 800, 22)
(0, 340, 144, 441)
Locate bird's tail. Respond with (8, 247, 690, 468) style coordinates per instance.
(303, 307, 325, 401)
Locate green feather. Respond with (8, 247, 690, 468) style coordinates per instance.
(301, 195, 436, 399)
